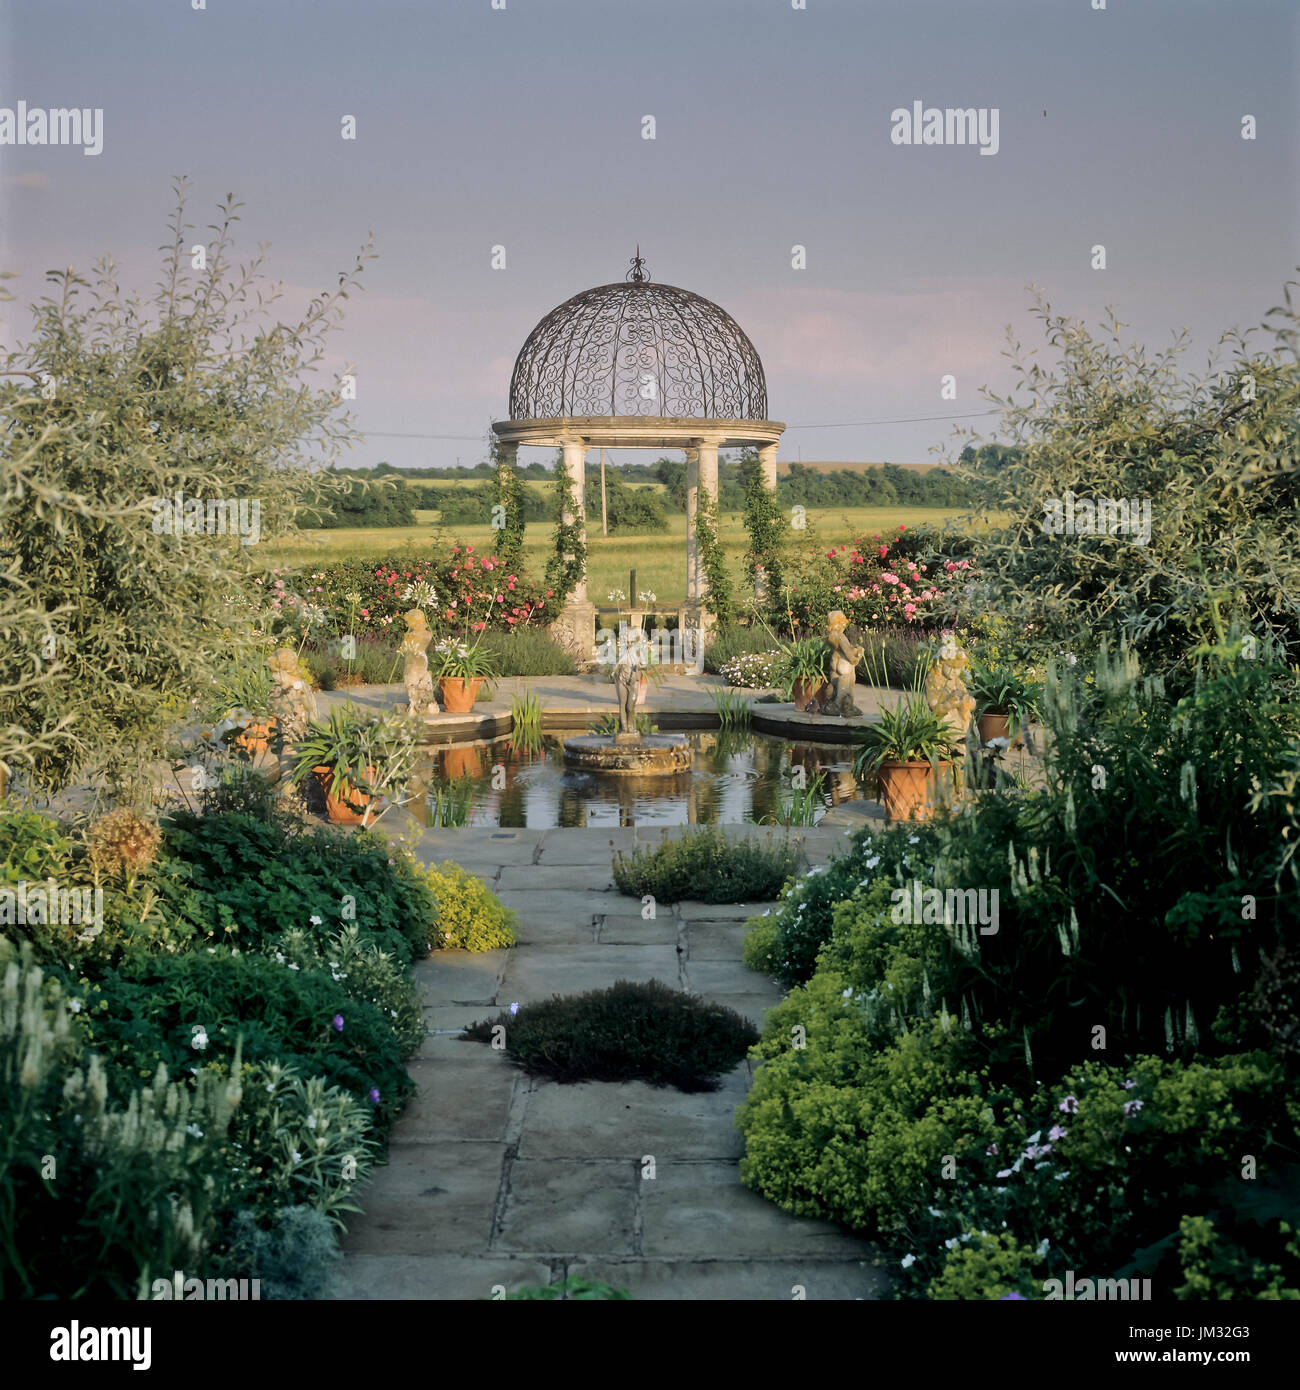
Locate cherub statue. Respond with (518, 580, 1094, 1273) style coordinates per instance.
(822, 611, 864, 717)
(925, 630, 976, 737)
(611, 638, 645, 739)
(400, 609, 436, 716)
(266, 647, 318, 742)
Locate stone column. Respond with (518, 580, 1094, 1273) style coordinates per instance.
(696, 438, 720, 602)
(758, 441, 778, 493)
(550, 436, 595, 659)
(561, 437, 588, 604)
(684, 445, 700, 599)
(755, 441, 779, 602)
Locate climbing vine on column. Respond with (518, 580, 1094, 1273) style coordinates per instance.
(545, 452, 586, 610)
(740, 449, 786, 598)
(694, 485, 735, 627)
(493, 448, 527, 573)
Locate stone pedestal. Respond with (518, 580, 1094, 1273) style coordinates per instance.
(562, 733, 692, 776)
(549, 599, 597, 661)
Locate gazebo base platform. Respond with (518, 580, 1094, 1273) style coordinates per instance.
(562, 733, 692, 776)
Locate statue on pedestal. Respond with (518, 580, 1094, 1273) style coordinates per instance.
(925, 631, 976, 737)
(612, 644, 643, 742)
(267, 647, 319, 742)
(400, 609, 436, 716)
(822, 611, 864, 717)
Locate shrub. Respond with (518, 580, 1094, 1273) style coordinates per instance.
(705, 625, 782, 675)
(417, 859, 517, 951)
(227, 1204, 343, 1300)
(303, 635, 400, 689)
(502, 1276, 633, 1300)
(0, 939, 242, 1298)
(925, 1232, 1045, 1301)
(464, 979, 758, 1092)
(742, 824, 942, 987)
(613, 826, 803, 905)
(76, 949, 413, 1126)
(716, 651, 783, 689)
(159, 811, 435, 963)
(476, 626, 577, 677)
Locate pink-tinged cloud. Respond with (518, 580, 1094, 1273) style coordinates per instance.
(731, 284, 1030, 389)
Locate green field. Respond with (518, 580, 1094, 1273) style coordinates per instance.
(264, 505, 980, 605)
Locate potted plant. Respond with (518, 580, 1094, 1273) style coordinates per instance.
(853, 695, 961, 821)
(967, 661, 1042, 745)
(432, 639, 496, 713)
(207, 661, 277, 756)
(291, 705, 418, 826)
(778, 638, 833, 711)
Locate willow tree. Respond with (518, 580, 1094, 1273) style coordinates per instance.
(0, 180, 373, 795)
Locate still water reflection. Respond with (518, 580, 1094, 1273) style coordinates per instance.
(411, 729, 860, 828)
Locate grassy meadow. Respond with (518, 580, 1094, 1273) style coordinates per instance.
(264, 503, 981, 605)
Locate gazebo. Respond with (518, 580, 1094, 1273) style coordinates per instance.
(492, 251, 784, 658)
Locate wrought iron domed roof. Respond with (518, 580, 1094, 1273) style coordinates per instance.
(508, 251, 768, 421)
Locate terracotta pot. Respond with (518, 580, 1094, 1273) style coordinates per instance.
(234, 716, 277, 756)
(442, 744, 483, 780)
(313, 764, 379, 825)
(791, 677, 831, 712)
(978, 712, 1012, 744)
(877, 759, 946, 822)
(438, 677, 484, 714)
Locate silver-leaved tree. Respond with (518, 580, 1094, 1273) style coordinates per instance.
(954, 281, 1300, 682)
(0, 180, 373, 796)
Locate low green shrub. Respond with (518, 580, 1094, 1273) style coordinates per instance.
(160, 811, 435, 963)
(704, 624, 780, 675)
(417, 859, 517, 951)
(613, 825, 803, 904)
(464, 979, 758, 1092)
(303, 636, 400, 690)
(75, 949, 413, 1126)
(742, 824, 942, 987)
(226, 1204, 343, 1300)
(477, 626, 577, 676)
(502, 1276, 633, 1300)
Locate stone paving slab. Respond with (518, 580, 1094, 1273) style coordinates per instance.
(684, 923, 752, 959)
(498, 944, 682, 1002)
(536, 827, 637, 862)
(412, 952, 507, 1006)
(683, 958, 774, 996)
(497, 864, 616, 892)
(597, 912, 680, 945)
(674, 900, 768, 922)
(516, 1071, 751, 1161)
(569, 1258, 889, 1301)
(687, 991, 784, 1030)
(339, 1254, 554, 1300)
(494, 1159, 639, 1256)
(399, 1057, 517, 1143)
(491, 889, 618, 920)
(342, 1142, 505, 1256)
(641, 1162, 867, 1258)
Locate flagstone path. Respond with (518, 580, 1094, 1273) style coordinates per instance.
(334, 821, 890, 1301)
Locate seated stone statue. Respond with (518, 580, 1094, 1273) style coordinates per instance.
(925, 631, 976, 737)
(400, 609, 437, 716)
(822, 611, 864, 717)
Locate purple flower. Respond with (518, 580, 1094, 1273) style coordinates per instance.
(509, 1002, 520, 1016)
(1048, 1125, 1067, 1142)
(999, 1292, 1027, 1300)
(986, 1143, 999, 1156)
(1058, 1095, 1078, 1114)
(369, 1087, 380, 1104)
(1123, 1099, 1144, 1117)
(996, 1168, 1015, 1179)
(1122, 1078, 1137, 1090)
(333, 1014, 345, 1032)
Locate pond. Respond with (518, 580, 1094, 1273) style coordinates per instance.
(409, 729, 862, 829)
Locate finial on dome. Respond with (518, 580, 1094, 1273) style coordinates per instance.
(626, 247, 649, 283)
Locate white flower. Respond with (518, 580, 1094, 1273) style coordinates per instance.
(908, 836, 920, 844)
(1036, 1238, 1050, 1257)
(310, 915, 323, 926)
(306, 1115, 317, 1130)
(186, 1124, 204, 1139)
(191, 1029, 209, 1051)
(901, 1253, 916, 1269)
(291, 1150, 303, 1164)
(288, 963, 300, 971)
(69, 999, 82, 1014)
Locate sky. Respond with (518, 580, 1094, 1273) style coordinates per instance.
(1, 0, 1297, 470)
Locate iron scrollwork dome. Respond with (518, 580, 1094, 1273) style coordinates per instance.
(508, 252, 768, 421)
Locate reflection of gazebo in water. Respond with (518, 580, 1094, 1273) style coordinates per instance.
(492, 251, 785, 658)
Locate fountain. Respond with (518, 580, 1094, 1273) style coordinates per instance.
(562, 647, 691, 775)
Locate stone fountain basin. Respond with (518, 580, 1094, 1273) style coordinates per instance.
(562, 733, 692, 776)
